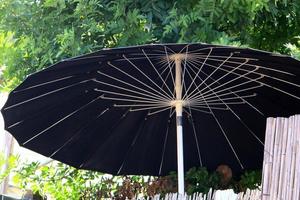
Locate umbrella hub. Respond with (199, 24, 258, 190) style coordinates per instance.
(169, 53, 191, 61)
(170, 100, 187, 107)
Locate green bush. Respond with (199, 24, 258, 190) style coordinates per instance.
(185, 167, 220, 194)
(0, 153, 18, 183)
(238, 170, 262, 191)
(11, 161, 261, 199)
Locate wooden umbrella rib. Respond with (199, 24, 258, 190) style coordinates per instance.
(122, 55, 173, 99)
(193, 72, 265, 146)
(187, 46, 233, 53)
(186, 107, 203, 167)
(22, 95, 103, 145)
(184, 64, 244, 169)
(182, 48, 213, 100)
(190, 53, 259, 61)
(190, 65, 265, 116)
(185, 64, 265, 146)
(181, 68, 209, 167)
(147, 107, 171, 115)
(185, 53, 234, 101)
(186, 61, 265, 112)
(113, 103, 168, 108)
(187, 59, 261, 98)
(4, 79, 92, 110)
(188, 58, 300, 100)
(195, 59, 250, 96)
(190, 53, 295, 76)
(101, 96, 168, 105)
(117, 115, 148, 175)
(79, 108, 132, 168)
(13, 75, 75, 93)
(188, 107, 213, 114)
(181, 45, 190, 100)
(192, 105, 228, 110)
(142, 49, 174, 98)
(107, 62, 173, 101)
(192, 93, 257, 105)
(202, 97, 245, 169)
(113, 55, 165, 62)
(219, 63, 300, 88)
(158, 110, 172, 175)
(95, 71, 170, 102)
(183, 66, 228, 111)
(127, 105, 169, 112)
(94, 88, 168, 104)
(49, 108, 110, 158)
(164, 46, 176, 95)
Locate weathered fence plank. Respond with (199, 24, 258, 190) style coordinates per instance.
(262, 115, 300, 200)
(135, 188, 261, 200)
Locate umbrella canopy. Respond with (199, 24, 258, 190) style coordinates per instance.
(2, 43, 300, 182)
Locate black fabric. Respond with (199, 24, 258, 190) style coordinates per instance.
(2, 43, 300, 176)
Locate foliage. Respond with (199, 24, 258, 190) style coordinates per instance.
(12, 160, 261, 199)
(146, 176, 177, 197)
(0, 0, 153, 90)
(0, 153, 18, 183)
(238, 170, 262, 191)
(185, 167, 220, 194)
(0, 0, 300, 91)
(13, 161, 156, 199)
(285, 36, 300, 59)
(0, 31, 28, 90)
(13, 162, 111, 199)
(249, 1, 300, 52)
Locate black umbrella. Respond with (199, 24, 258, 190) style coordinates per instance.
(2, 43, 300, 194)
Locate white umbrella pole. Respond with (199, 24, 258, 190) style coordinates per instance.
(176, 106, 184, 195)
(174, 55, 185, 195)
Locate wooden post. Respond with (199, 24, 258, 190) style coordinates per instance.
(262, 115, 300, 200)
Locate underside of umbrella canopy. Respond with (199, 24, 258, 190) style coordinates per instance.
(2, 43, 300, 180)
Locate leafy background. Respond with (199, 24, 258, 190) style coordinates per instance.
(0, 0, 299, 199)
(0, 0, 300, 91)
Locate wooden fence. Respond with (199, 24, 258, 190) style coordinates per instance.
(139, 115, 300, 200)
(262, 115, 300, 200)
(135, 188, 261, 200)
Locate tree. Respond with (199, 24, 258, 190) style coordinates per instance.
(0, 0, 299, 91)
(0, 153, 18, 183)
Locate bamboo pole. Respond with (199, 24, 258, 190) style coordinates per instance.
(261, 115, 300, 200)
(174, 54, 185, 195)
